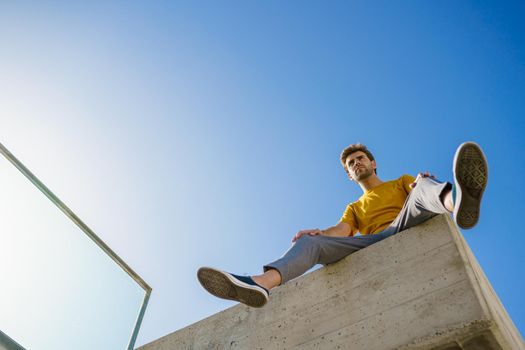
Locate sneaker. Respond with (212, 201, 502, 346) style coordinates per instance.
(452, 142, 488, 229)
(197, 267, 269, 308)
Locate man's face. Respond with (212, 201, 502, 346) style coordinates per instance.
(345, 151, 376, 181)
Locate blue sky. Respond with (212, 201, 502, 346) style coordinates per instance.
(1, 1, 524, 347)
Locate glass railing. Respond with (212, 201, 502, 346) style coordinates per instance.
(0, 142, 151, 350)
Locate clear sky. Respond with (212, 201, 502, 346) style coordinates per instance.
(1, 1, 524, 347)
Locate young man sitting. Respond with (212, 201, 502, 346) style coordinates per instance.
(198, 142, 488, 308)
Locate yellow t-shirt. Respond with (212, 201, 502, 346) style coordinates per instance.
(340, 174, 415, 236)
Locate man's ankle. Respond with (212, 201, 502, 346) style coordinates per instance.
(252, 275, 272, 291)
(252, 269, 282, 291)
(440, 184, 454, 212)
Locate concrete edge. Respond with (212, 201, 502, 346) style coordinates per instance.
(396, 319, 494, 350)
(443, 215, 525, 350)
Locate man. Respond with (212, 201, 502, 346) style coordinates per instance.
(197, 142, 488, 308)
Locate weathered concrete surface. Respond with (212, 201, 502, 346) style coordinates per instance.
(139, 215, 524, 350)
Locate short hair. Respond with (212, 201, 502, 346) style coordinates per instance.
(340, 143, 377, 174)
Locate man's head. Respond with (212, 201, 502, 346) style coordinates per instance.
(340, 143, 377, 181)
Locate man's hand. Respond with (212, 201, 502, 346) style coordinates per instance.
(291, 222, 352, 242)
(292, 229, 323, 243)
(410, 171, 436, 188)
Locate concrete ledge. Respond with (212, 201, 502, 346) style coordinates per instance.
(139, 215, 524, 350)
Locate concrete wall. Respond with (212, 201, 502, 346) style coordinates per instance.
(139, 215, 524, 350)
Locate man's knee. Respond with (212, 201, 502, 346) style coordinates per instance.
(416, 176, 444, 189)
(408, 177, 439, 201)
(295, 234, 323, 250)
(296, 234, 321, 244)
(413, 177, 434, 190)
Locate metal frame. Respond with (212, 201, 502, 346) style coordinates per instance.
(0, 329, 25, 350)
(0, 142, 152, 350)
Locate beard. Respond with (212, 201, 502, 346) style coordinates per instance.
(353, 166, 374, 181)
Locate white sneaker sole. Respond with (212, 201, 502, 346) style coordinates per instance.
(197, 267, 269, 308)
(453, 142, 488, 229)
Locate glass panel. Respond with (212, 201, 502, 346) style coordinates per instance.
(0, 144, 150, 350)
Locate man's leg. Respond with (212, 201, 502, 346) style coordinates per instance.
(384, 176, 452, 236)
(198, 233, 389, 307)
(260, 232, 390, 286)
(385, 142, 488, 235)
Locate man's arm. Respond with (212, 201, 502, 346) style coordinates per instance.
(292, 222, 352, 242)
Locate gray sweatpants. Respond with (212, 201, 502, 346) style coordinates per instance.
(264, 177, 451, 284)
